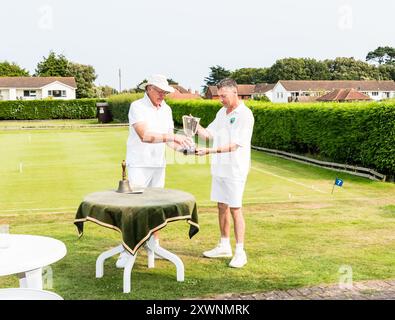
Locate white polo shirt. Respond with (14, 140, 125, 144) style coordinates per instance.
(126, 94, 174, 167)
(206, 102, 254, 181)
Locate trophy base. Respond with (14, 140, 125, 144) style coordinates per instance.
(183, 148, 197, 155)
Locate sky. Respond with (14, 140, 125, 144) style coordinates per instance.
(1, 0, 394, 92)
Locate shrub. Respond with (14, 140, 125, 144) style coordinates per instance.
(0, 99, 98, 120)
(248, 100, 395, 176)
(107, 93, 144, 123)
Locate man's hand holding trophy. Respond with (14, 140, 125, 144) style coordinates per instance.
(181, 115, 200, 155)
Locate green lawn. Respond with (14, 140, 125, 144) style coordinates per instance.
(1, 125, 395, 299)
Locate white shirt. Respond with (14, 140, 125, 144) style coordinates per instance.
(126, 94, 174, 167)
(206, 102, 254, 181)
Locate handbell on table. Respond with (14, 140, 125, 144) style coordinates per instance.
(117, 160, 133, 193)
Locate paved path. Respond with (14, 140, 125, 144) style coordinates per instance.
(201, 279, 395, 300)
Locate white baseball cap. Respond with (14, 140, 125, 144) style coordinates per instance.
(139, 74, 175, 93)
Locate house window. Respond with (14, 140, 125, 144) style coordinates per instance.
(371, 92, 379, 96)
(383, 92, 390, 98)
(23, 90, 36, 97)
(50, 90, 65, 97)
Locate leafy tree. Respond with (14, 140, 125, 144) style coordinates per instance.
(266, 58, 331, 82)
(366, 46, 395, 65)
(0, 61, 30, 76)
(325, 57, 382, 80)
(67, 63, 97, 98)
(35, 51, 69, 76)
(266, 58, 310, 82)
(378, 64, 395, 81)
(303, 58, 331, 80)
(231, 68, 269, 84)
(203, 65, 231, 93)
(94, 85, 118, 98)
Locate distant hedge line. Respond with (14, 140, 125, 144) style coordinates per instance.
(0, 99, 98, 120)
(108, 95, 395, 177)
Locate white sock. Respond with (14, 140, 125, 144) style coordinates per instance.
(155, 238, 160, 246)
(235, 243, 244, 253)
(220, 237, 230, 247)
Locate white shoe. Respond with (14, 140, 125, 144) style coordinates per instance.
(203, 244, 232, 258)
(229, 250, 247, 268)
(115, 250, 132, 268)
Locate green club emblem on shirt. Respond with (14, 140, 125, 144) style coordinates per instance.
(230, 117, 236, 124)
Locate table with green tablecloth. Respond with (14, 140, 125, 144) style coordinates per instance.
(73, 188, 199, 293)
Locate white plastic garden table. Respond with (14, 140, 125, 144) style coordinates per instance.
(0, 234, 67, 289)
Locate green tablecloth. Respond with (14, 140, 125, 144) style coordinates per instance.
(74, 188, 199, 255)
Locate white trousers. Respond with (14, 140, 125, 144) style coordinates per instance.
(127, 167, 166, 188)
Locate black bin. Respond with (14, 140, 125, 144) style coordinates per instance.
(96, 102, 112, 123)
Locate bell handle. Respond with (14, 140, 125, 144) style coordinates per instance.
(122, 160, 126, 180)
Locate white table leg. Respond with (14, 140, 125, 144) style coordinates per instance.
(18, 268, 43, 289)
(146, 235, 184, 282)
(123, 253, 137, 293)
(147, 245, 155, 268)
(96, 244, 124, 278)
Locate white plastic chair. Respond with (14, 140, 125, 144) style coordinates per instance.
(0, 288, 63, 300)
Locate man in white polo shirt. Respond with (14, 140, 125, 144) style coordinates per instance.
(116, 74, 192, 268)
(195, 78, 254, 268)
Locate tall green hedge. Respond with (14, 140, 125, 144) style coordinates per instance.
(107, 93, 143, 123)
(248, 101, 395, 176)
(0, 99, 98, 120)
(103, 94, 395, 177)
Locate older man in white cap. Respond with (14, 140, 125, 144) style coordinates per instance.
(116, 74, 192, 268)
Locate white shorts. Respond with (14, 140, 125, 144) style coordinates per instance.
(211, 176, 246, 208)
(127, 167, 166, 188)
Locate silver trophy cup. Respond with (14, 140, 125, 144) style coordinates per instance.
(182, 115, 200, 155)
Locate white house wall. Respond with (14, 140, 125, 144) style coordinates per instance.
(0, 89, 10, 100)
(365, 91, 395, 101)
(272, 82, 290, 103)
(9, 88, 16, 100)
(264, 90, 273, 102)
(16, 89, 43, 100)
(42, 82, 76, 99)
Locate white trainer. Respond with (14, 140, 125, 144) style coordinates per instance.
(229, 250, 247, 268)
(203, 244, 232, 258)
(115, 250, 132, 269)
